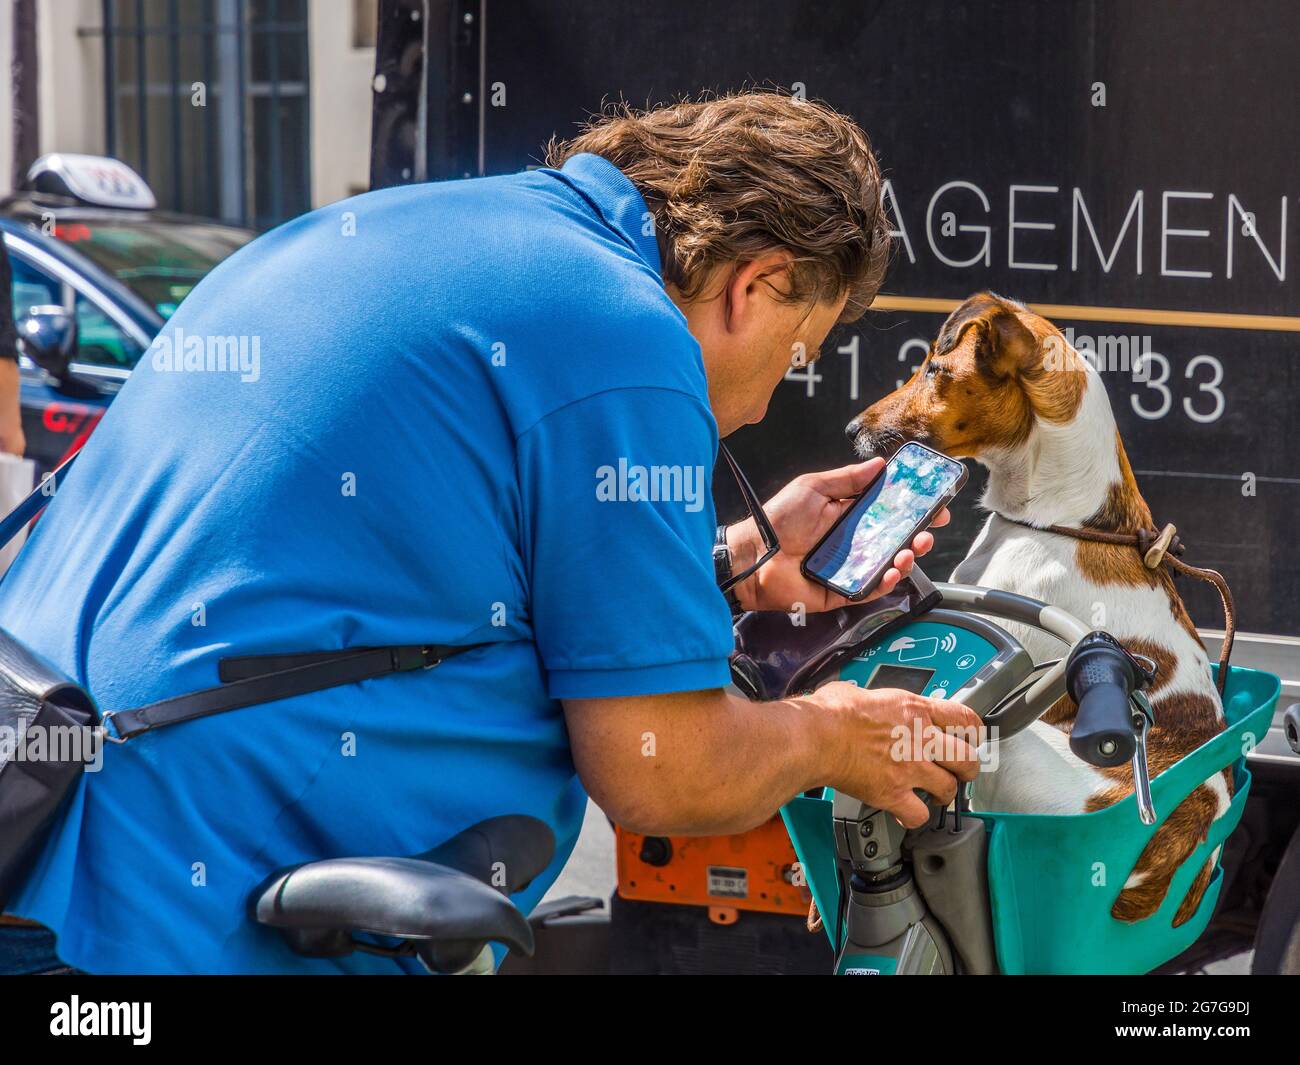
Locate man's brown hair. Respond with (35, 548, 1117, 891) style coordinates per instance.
(544, 92, 891, 322)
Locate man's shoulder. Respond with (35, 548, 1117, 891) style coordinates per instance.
(504, 294, 707, 440)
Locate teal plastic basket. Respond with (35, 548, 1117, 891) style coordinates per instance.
(781, 666, 1280, 975)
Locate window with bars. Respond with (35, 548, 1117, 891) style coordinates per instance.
(101, 0, 310, 230)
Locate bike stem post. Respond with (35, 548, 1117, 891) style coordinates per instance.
(830, 792, 953, 974)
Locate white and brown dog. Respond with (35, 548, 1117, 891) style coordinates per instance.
(848, 292, 1228, 926)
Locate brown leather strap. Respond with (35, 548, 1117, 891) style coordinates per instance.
(999, 515, 1235, 696)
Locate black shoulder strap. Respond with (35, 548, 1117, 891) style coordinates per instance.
(103, 643, 481, 742)
(0, 458, 487, 743)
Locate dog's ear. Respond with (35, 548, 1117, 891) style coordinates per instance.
(935, 293, 998, 354)
(974, 306, 1039, 379)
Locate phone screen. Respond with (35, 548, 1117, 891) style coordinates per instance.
(803, 442, 965, 598)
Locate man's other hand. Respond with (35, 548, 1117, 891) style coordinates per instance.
(0, 359, 26, 456)
(804, 682, 983, 829)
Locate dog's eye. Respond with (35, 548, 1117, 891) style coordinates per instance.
(925, 361, 943, 379)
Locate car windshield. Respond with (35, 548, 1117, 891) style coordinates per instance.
(51, 219, 254, 318)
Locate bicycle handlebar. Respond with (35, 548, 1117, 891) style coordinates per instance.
(1065, 631, 1140, 767)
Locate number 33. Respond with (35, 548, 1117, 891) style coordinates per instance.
(1131, 352, 1224, 424)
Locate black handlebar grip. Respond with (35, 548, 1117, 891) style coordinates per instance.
(1066, 632, 1139, 768)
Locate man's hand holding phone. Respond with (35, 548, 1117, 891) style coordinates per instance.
(726, 456, 950, 614)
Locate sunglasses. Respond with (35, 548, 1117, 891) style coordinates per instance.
(718, 441, 780, 593)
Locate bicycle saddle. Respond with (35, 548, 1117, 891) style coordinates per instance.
(248, 814, 555, 973)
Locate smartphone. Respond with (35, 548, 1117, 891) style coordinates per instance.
(801, 441, 968, 600)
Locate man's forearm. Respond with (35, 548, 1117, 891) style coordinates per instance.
(564, 688, 839, 836)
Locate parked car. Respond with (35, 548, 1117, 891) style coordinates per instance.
(2, 153, 253, 475)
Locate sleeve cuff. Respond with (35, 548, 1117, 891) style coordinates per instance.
(548, 657, 732, 700)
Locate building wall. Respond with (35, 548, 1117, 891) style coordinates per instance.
(308, 0, 375, 208)
(37, 0, 106, 165)
(1, 0, 375, 210)
(0, 0, 104, 196)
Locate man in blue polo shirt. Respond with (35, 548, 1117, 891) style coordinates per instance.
(0, 93, 980, 973)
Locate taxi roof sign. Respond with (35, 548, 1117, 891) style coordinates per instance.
(24, 153, 157, 210)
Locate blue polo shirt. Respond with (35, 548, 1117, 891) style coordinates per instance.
(0, 154, 735, 973)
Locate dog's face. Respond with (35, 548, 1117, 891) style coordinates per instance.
(847, 292, 1087, 460)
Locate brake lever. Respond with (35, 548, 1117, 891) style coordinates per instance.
(1129, 689, 1157, 826)
(1122, 648, 1158, 825)
(1126, 649, 1159, 689)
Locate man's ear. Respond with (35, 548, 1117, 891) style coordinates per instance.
(975, 307, 1039, 379)
(723, 251, 796, 333)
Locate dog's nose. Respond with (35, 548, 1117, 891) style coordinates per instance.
(845, 418, 864, 442)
